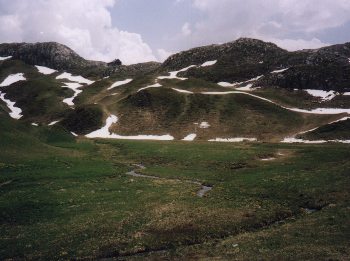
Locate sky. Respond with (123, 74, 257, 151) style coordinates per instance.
(0, 0, 350, 64)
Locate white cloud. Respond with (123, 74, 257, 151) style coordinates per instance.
(186, 0, 350, 50)
(181, 22, 192, 36)
(157, 48, 173, 62)
(0, 0, 156, 64)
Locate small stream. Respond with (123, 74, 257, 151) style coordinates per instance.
(126, 164, 213, 198)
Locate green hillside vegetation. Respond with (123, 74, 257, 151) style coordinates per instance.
(0, 116, 349, 259)
(298, 118, 350, 140)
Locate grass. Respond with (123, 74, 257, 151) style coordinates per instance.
(0, 118, 349, 260)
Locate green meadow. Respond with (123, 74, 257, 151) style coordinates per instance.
(1, 122, 349, 260)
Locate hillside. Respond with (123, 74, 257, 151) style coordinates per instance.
(0, 38, 349, 143)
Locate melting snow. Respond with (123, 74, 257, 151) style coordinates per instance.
(0, 73, 26, 87)
(138, 83, 162, 92)
(35, 65, 57, 75)
(271, 68, 289, 74)
(171, 88, 193, 94)
(108, 79, 133, 90)
(0, 73, 26, 119)
(48, 121, 59, 126)
(201, 91, 350, 115)
(31, 123, 38, 126)
(182, 134, 197, 141)
(305, 89, 337, 101)
(0, 56, 12, 61)
(209, 138, 257, 143)
(217, 75, 263, 90)
(343, 92, 350, 96)
(62, 82, 83, 106)
(86, 115, 175, 140)
(0, 93, 23, 119)
(71, 132, 78, 137)
(157, 65, 196, 81)
(56, 72, 94, 85)
(201, 60, 217, 67)
(199, 122, 210, 128)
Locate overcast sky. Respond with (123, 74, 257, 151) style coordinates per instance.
(0, 0, 350, 64)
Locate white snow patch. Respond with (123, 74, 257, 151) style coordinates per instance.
(199, 122, 210, 129)
(182, 134, 197, 141)
(0, 56, 12, 61)
(108, 79, 133, 90)
(157, 65, 196, 81)
(271, 68, 289, 74)
(209, 138, 257, 143)
(0, 73, 26, 87)
(201, 91, 350, 115)
(137, 83, 162, 92)
(217, 75, 263, 90)
(35, 65, 57, 75)
(289, 108, 350, 114)
(48, 121, 59, 126)
(281, 138, 328, 144)
(86, 115, 174, 140)
(31, 123, 38, 126)
(261, 157, 276, 161)
(0, 92, 23, 119)
(343, 92, 350, 96)
(71, 132, 78, 137)
(171, 88, 193, 94)
(62, 82, 83, 106)
(201, 60, 217, 67)
(56, 72, 94, 85)
(217, 82, 235, 87)
(305, 89, 337, 101)
(259, 61, 264, 64)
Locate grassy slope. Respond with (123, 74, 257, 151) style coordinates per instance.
(109, 87, 336, 141)
(0, 114, 349, 260)
(0, 60, 72, 123)
(299, 118, 350, 140)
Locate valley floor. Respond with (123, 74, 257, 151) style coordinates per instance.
(1, 138, 349, 260)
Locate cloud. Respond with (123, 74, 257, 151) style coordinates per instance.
(185, 0, 350, 50)
(0, 0, 156, 64)
(157, 49, 173, 62)
(181, 22, 192, 36)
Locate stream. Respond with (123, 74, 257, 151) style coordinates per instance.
(126, 164, 213, 198)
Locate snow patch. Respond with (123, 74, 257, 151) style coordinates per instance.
(182, 134, 197, 141)
(171, 88, 193, 94)
(209, 138, 257, 143)
(71, 132, 78, 137)
(48, 121, 59, 126)
(0, 73, 26, 87)
(201, 91, 350, 115)
(35, 65, 57, 75)
(305, 89, 337, 101)
(108, 79, 133, 90)
(0, 92, 23, 119)
(138, 83, 162, 92)
(343, 92, 350, 96)
(217, 75, 263, 90)
(0, 56, 12, 61)
(157, 65, 196, 81)
(62, 82, 83, 106)
(56, 72, 94, 85)
(199, 122, 210, 129)
(31, 123, 38, 126)
(86, 115, 174, 140)
(271, 68, 289, 74)
(201, 60, 217, 67)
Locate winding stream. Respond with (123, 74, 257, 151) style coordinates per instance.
(126, 164, 213, 198)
